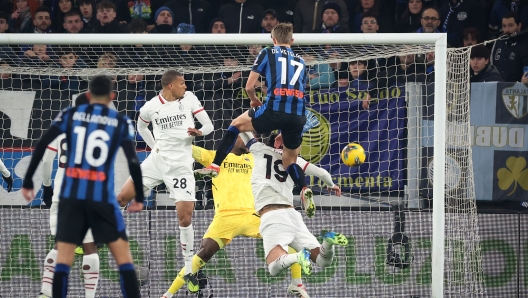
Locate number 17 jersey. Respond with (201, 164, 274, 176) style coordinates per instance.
(52, 103, 135, 203)
(251, 46, 307, 116)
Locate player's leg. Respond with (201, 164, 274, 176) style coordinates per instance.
(81, 229, 99, 298)
(287, 247, 311, 298)
(198, 110, 259, 176)
(163, 238, 224, 297)
(261, 209, 312, 276)
(89, 202, 140, 298)
(281, 117, 315, 217)
(118, 153, 161, 207)
(175, 200, 196, 281)
(39, 202, 59, 297)
(52, 200, 90, 298)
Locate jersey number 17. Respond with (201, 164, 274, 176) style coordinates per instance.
(277, 57, 304, 86)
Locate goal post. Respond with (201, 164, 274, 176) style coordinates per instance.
(0, 33, 482, 297)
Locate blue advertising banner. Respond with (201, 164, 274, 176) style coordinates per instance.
(470, 82, 528, 201)
(300, 86, 406, 192)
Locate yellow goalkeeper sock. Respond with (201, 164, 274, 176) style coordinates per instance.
(192, 255, 206, 274)
(167, 268, 186, 295)
(288, 247, 303, 285)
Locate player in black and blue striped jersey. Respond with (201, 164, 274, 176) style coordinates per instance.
(22, 76, 144, 298)
(197, 23, 315, 212)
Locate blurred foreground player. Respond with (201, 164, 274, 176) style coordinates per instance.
(22, 76, 145, 298)
(196, 23, 315, 216)
(37, 93, 100, 298)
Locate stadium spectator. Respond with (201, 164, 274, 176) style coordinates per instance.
(128, 18, 147, 33)
(470, 45, 504, 83)
(162, 0, 213, 33)
(99, 0, 131, 24)
(127, 0, 155, 30)
(396, 0, 423, 33)
(417, 7, 440, 33)
(490, 12, 528, 82)
(381, 54, 426, 87)
(304, 53, 336, 89)
(440, 0, 486, 47)
(294, 0, 349, 33)
(488, 0, 528, 39)
(23, 44, 52, 67)
(10, 0, 40, 33)
(79, 0, 97, 32)
(347, 60, 371, 90)
(254, 0, 296, 24)
(0, 11, 10, 33)
(352, 0, 378, 33)
(92, 0, 129, 33)
(360, 11, 378, 33)
(462, 27, 483, 47)
(0, 63, 11, 80)
(62, 9, 86, 33)
(218, 0, 264, 33)
(209, 18, 226, 33)
(522, 71, 528, 83)
(261, 9, 279, 33)
(150, 6, 177, 33)
(320, 1, 348, 33)
(52, 0, 73, 32)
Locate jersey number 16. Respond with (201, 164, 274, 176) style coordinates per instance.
(73, 127, 110, 167)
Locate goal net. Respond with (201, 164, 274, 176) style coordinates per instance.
(0, 34, 485, 297)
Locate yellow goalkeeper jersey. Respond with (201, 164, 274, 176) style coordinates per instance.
(192, 145, 255, 213)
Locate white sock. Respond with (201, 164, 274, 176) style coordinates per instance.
(268, 253, 298, 276)
(163, 292, 173, 298)
(82, 253, 100, 298)
(316, 240, 335, 268)
(40, 249, 57, 296)
(179, 225, 195, 275)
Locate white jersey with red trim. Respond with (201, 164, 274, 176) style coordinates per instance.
(46, 134, 67, 203)
(139, 91, 204, 165)
(249, 142, 309, 212)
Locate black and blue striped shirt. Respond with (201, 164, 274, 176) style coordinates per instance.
(251, 46, 307, 116)
(52, 103, 135, 203)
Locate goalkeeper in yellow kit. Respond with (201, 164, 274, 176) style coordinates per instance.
(161, 137, 310, 298)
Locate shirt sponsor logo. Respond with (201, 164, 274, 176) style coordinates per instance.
(154, 114, 187, 129)
(273, 88, 304, 98)
(66, 167, 107, 181)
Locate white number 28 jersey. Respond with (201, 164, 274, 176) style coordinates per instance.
(139, 91, 204, 163)
(249, 142, 309, 212)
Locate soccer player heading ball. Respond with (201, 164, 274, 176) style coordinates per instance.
(196, 23, 315, 211)
(22, 75, 145, 298)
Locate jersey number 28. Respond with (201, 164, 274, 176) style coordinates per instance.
(264, 154, 287, 182)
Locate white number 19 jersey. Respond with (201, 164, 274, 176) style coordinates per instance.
(249, 142, 309, 212)
(139, 91, 204, 165)
(46, 134, 67, 203)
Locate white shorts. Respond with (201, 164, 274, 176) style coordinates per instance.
(50, 202, 94, 244)
(259, 208, 320, 258)
(140, 152, 196, 202)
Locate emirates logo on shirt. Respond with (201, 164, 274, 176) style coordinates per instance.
(154, 114, 187, 129)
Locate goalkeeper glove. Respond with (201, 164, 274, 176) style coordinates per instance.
(2, 174, 13, 192)
(42, 185, 53, 207)
(302, 110, 320, 135)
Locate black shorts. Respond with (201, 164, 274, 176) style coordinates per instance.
(56, 199, 128, 246)
(249, 106, 306, 149)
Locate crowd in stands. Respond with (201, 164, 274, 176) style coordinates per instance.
(0, 0, 527, 84)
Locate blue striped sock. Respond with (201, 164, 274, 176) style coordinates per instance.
(52, 263, 70, 298)
(119, 263, 140, 298)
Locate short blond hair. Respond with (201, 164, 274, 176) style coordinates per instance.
(271, 23, 293, 45)
(97, 53, 117, 68)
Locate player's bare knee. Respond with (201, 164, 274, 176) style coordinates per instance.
(178, 216, 192, 227)
(82, 242, 98, 255)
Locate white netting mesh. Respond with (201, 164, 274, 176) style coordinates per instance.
(0, 38, 486, 297)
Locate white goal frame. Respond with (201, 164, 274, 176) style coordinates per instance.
(0, 33, 448, 297)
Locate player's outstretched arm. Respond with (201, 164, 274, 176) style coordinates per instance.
(22, 126, 62, 201)
(302, 162, 341, 197)
(121, 139, 144, 212)
(239, 131, 258, 149)
(41, 146, 57, 207)
(0, 158, 13, 192)
(137, 118, 156, 149)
